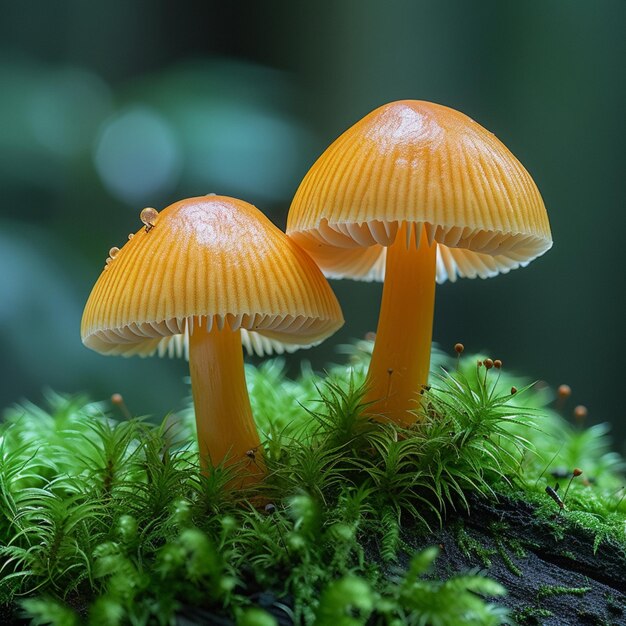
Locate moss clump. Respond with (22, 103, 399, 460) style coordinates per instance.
(1, 343, 624, 624)
(513, 606, 554, 624)
(536, 585, 592, 600)
(455, 523, 496, 568)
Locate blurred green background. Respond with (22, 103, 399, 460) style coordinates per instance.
(1, 1, 624, 450)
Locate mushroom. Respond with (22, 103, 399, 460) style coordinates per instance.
(82, 195, 344, 474)
(287, 101, 552, 426)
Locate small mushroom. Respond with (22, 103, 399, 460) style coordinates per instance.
(287, 100, 552, 425)
(82, 195, 343, 475)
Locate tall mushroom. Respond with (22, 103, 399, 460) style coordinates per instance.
(287, 101, 552, 426)
(82, 195, 343, 474)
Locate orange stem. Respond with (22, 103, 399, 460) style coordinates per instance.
(188, 321, 262, 478)
(364, 223, 437, 426)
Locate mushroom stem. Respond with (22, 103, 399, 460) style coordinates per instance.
(188, 320, 262, 477)
(364, 223, 437, 426)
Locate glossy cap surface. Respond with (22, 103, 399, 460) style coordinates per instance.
(82, 196, 343, 357)
(287, 100, 552, 283)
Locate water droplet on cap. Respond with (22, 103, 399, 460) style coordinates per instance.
(140, 207, 159, 231)
(128, 233, 134, 240)
(109, 246, 120, 259)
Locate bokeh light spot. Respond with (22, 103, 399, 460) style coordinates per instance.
(94, 107, 181, 204)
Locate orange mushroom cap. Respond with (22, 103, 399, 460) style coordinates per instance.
(82, 195, 344, 358)
(287, 100, 552, 283)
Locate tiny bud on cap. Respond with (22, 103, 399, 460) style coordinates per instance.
(111, 393, 123, 405)
(511, 386, 518, 394)
(484, 358, 494, 369)
(573, 468, 583, 477)
(558, 384, 572, 399)
(574, 405, 588, 420)
(477, 360, 483, 367)
(454, 342, 464, 354)
(494, 359, 502, 369)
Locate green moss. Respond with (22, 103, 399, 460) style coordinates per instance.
(1, 343, 624, 624)
(536, 585, 592, 600)
(494, 538, 523, 578)
(513, 606, 554, 624)
(455, 524, 496, 568)
(605, 592, 625, 615)
(455, 521, 525, 578)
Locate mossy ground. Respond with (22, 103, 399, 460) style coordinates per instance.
(1, 341, 624, 625)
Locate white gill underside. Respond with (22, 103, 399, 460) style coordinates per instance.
(156, 325, 302, 360)
(90, 313, 318, 359)
(313, 219, 543, 255)
(325, 245, 533, 284)
(301, 219, 550, 283)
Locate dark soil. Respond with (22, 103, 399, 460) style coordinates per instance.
(399, 493, 626, 626)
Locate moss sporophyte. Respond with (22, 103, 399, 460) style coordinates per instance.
(3, 101, 624, 625)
